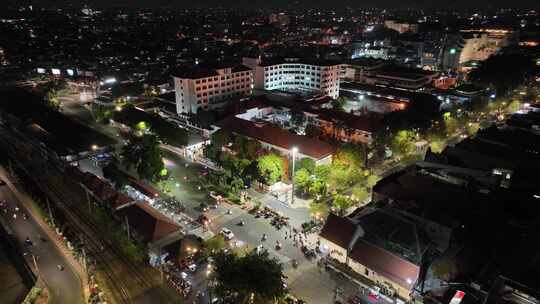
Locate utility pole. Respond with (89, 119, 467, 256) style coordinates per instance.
(125, 216, 130, 241)
(46, 198, 55, 227)
(86, 189, 91, 212)
(291, 147, 298, 205)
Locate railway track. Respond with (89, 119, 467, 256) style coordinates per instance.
(0, 127, 155, 303)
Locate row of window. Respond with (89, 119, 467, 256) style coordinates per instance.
(265, 71, 321, 77)
(195, 78, 251, 91)
(195, 90, 250, 104)
(196, 85, 250, 98)
(264, 64, 323, 71)
(194, 72, 251, 84)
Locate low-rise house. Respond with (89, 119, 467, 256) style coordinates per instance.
(117, 202, 181, 244)
(320, 208, 431, 301)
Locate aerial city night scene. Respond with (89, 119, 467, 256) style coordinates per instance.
(0, 0, 539, 304)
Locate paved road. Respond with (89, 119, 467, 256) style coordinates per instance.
(0, 172, 84, 304)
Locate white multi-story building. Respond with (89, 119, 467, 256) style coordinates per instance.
(242, 57, 341, 99)
(173, 65, 253, 114)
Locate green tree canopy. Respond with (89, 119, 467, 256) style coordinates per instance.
(332, 194, 354, 216)
(391, 130, 417, 156)
(295, 158, 316, 174)
(121, 134, 164, 181)
(314, 164, 331, 182)
(203, 235, 226, 257)
(257, 153, 285, 184)
(212, 250, 287, 303)
(331, 96, 347, 112)
(352, 185, 370, 203)
(333, 144, 365, 168)
(308, 178, 327, 199)
(294, 168, 312, 194)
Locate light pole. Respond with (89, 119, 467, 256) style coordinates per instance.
(291, 147, 298, 205)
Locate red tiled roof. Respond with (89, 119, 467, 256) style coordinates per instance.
(217, 117, 335, 160)
(82, 173, 116, 202)
(111, 193, 134, 210)
(319, 213, 357, 249)
(349, 239, 420, 290)
(117, 202, 180, 243)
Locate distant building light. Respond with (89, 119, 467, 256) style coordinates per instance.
(51, 68, 61, 75)
(67, 69, 75, 76)
(450, 48, 457, 55)
(36, 68, 46, 74)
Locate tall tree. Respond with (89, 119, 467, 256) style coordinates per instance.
(121, 134, 164, 181)
(295, 158, 316, 174)
(333, 144, 365, 168)
(294, 168, 312, 195)
(257, 153, 284, 184)
(332, 194, 354, 216)
(212, 250, 287, 303)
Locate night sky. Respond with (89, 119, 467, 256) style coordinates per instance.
(2, 0, 539, 9)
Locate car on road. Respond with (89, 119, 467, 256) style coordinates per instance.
(220, 228, 234, 240)
(199, 203, 209, 212)
(0, 179, 6, 186)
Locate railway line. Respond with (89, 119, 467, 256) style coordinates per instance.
(0, 126, 155, 303)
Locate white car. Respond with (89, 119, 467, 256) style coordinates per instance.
(220, 228, 234, 240)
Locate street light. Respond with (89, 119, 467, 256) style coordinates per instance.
(291, 147, 298, 205)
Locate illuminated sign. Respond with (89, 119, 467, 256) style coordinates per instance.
(51, 68, 61, 75)
(36, 68, 46, 74)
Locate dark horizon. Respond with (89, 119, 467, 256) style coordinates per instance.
(2, 0, 540, 10)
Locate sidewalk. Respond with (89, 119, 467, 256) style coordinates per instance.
(0, 166, 89, 303)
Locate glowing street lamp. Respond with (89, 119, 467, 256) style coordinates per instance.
(291, 147, 298, 205)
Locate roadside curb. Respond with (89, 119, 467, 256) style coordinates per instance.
(1, 167, 89, 304)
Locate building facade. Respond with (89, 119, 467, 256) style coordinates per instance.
(173, 65, 253, 114)
(384, 20, 419, 34)
(242, 57, 341, 99)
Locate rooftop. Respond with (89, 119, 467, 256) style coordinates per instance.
(319, 213, 357, 249)
(171, 64, 251, 79)
(217, 116, 335, 160)
(117, 202, 180, 243)
(374, 65, 437, 81)
(257, 57, 341, 67)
